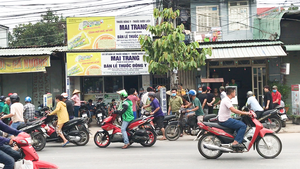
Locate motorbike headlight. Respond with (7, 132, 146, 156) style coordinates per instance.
(25, 138, 32, 145)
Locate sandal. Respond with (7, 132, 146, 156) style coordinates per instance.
(62, 141, 69, 147)
(122, 143, 130, 149)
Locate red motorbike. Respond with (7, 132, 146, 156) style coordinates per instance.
(197, 111, 282, 159)
(94, 112, 157, 148)
(13, 132, 58, 169)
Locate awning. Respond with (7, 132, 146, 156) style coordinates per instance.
(206, 45, 286, 60)
(285, 44, 300, 51)
(201, 78, 224, 83)
(0, 46, 67, 56)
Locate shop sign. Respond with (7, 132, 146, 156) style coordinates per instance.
(67, 52, 149, 76)
(66, 16, 152, 50)
(0, 56, 50, 74)
(291, 84, 300, 115)
(280, 63, 290, 75)
(43, 93, 53, 108)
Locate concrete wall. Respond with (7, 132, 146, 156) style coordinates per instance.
(0, 27, 8, 47)
(190, 0, 256, 41)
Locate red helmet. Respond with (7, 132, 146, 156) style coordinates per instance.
(8, 93, 13, 97)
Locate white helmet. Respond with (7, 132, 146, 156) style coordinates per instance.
(61, 93, 68, 99)
(247, 91, 253, 97)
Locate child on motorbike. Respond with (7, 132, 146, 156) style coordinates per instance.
(49, 95, 70, 147)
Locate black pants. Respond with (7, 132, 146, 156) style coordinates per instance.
(273, 103, 280, 109)
(208, 106, 214, 114)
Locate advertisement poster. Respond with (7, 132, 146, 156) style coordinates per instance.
(66, 16, 152, 50)
(67, 52, 149, 76)
(0, 56, 50, 74)
(43, 93, 53, 108)
(84, 93, 120, 104)
(291, 84, 300, 116)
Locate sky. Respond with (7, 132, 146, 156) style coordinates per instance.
(0, 0, 299, 30)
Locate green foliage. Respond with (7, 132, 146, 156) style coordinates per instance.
(288, 4, 299, 10)
(9, 10, 65, 47)
(139, 8, 211, 75)
(268, 81, 291, 102)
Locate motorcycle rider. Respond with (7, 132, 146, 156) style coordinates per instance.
(1, 94, 24, 129)
(246, 91, 263, 112)
(0, 120, 22, 169)
(61, 93, 75, 120)
(218, 87, 251, 148)
(185, 90, 204, 122)
(0, 96, 5, 113)
(1, 97, 11, 125)
(23, 96, 35, 123)
(143, 92, 166, 140)
(115, 90, 134, 149)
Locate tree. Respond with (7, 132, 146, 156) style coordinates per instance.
(139, 8, 211, 88)
(9, 10, 65, 47)
(288, 4, 299, 11)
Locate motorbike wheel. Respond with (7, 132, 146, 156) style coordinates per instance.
(75, 130, 90, 146)
(165, 124, 181, 141)
(268, 117, 282, 133)
(140, 128, 157, 147)
(32, 132, 46, 151)
(94, 131, 110, 148)
(256, 134, 282, 159)
(198, 134, 223, 159)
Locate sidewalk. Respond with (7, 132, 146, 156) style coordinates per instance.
(279, 120, 300, 133)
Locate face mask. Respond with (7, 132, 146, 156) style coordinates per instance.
(148, 98, 151, 101)
(198, 91, 202, 93)
(171, 93, 176, 97)
(273, 90, 277, 93)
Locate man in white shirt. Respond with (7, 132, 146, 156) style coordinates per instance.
(218, 88, 251, 148)
(141, 87, 154, 114)
(246, 91, 263, 112)
(220, 86, 227, 100)
(1, 94, 24, 129)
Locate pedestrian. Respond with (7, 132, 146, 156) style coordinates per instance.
(138, 88, 145, 99)
(272, 86, 281, 108)
(197, 86, 208, 115)
(86, 99, 95, 119)
(213, 88, 220, 107)
(108, 99, 116, 115)
(263, 85, 273, 110)
(1, 94, 24, 129)
(61, 93, 75, 120)
(206, 87, 215, 114)
(116, 90, 134, 149)
(246, 91, 263, 112)
(185, 90, 204, 122)
(0, 96, 5, 113)
(168, 89, 183, 116)
(127, 88, 140, 119)
(155, 86, 161, 103)
(141, 87, 154, 114)
(71, 89, 81, 117)
(229, 78, 238, 87)
(143, 92, 166, 140)
(1, 97, 10, 125)
(48, 95, 69, 147)
(23, 96, 35, 123)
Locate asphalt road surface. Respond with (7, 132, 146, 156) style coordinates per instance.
(37, 131, 300, 169)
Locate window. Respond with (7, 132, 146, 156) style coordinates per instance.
(83, 77, 104, 94)
(104, 76, 123, 93)
(196, 6, 220, 33)
(228, 1, 249, 31)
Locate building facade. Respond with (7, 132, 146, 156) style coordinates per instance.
(0, 25, 9, 48)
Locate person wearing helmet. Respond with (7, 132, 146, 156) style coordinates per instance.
(61, 93, 75, 120)
(0, 96, 5, 113)
(1, 94, 24, 129)
(1, 98, 11, 125)
(143, 92, 166, 140)
(184, 90, 204, 122)
(23, 96, 35, 123)
(115, 90, 134, 149)
(246, 91, 263, 112)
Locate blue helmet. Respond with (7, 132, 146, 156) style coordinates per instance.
(188, 90, 197, 96)
(25, 96, 32, 102)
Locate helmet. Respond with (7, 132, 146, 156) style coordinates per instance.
(119, 91, 128, 98)
(10, 94, 20, 103)
(148, 92, 155, 97)
(0, 96, 6, 102)
(25, 96, 31, 102)
(8, 93, 13, 97)
(61, 93, 68, 99)
(188, 90, 197, 96)
(247, 91, 253, 97)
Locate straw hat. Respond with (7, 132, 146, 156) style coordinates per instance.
(73, 89, 81, 95)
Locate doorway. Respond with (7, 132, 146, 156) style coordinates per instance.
(124, 75, 141, 92)
(252, 67, 266, 105)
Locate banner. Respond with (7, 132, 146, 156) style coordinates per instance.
(66, 16, 152, 50)
(67, 52, 148, 76)
(43, 93, 53, 108)
(0, 56, 50, 74)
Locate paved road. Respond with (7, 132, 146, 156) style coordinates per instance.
(38, 131, 299, 169)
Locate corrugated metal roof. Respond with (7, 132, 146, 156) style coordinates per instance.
(0, 46, 67, 56)
(199, 41, 283, 49)
(206, 45, 286, 60)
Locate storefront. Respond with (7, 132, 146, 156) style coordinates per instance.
(199, 40, 287, 108)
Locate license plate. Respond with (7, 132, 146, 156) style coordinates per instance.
(281, 114, 288, 120)
(97, 114, 102, 117)
(82, 114, 87, 117)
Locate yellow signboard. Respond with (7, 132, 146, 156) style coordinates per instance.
(0, 56, 50, 74)
(67, 53, 102, 76)
(67, 17, 116, 50)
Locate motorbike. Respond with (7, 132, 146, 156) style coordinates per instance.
(95, 103, 108, 127)
(39, 111, 90, 147)
(79, 104, 91, 126)
(165, 108, 199, 141)
(277, 106, 288, 127)
(94, 112, 157, 148)
(197, 111, 282, 159)
(0, 132, 58, 169)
